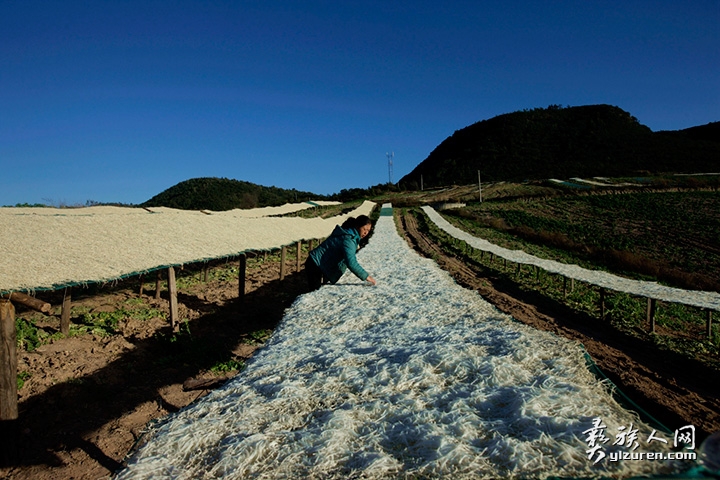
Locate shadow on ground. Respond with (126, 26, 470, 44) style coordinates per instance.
(4, 267, 310, 473)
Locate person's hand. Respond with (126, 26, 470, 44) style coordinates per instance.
(366, 276, 377, 286)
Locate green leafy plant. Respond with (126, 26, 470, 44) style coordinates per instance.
(248, 329, 272, 345)
(15, 316, 52, 352)
(17, 371, 31, 390)
(72, 302, 165, 337)
(210, 359, 244, 374)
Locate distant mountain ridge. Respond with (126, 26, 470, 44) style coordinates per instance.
(142, 177, 324, 211)
(399, 105, 720, 189)
(662, 121, 720, 144)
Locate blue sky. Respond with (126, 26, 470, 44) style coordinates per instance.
(1, 1, 718, 206)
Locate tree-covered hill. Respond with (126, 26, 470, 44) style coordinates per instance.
(399, 105, 720, 189)
(660, 121, 720, 144)
(142, 177, 324, 211)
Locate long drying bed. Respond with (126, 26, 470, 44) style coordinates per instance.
(116, 205, 688, 479)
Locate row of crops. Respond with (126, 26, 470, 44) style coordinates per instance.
(450, 191, 720, 290)
(404, 193, 720, 368)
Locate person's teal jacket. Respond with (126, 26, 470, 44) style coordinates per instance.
(309, 225, 369, 284)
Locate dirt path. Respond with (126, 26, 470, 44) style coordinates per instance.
(397, 210, 720, 440)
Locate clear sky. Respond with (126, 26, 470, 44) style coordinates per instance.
(1, 1, 718, 206)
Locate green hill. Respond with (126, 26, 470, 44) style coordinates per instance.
(399, 105, 720, 189)
(142, 177, 324, 211)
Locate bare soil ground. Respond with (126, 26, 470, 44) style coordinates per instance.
(2, 257, 311, 480)
(2, 213, 719, 479)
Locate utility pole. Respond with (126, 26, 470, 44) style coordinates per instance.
(478, 170, 482, 202)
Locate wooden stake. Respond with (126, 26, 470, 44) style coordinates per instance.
(155, 271, 162, 300)
(203, 265, 209, 283)
(239, 254, 246, 300)
(280, 246, 287, 280)
(707, 310, 713, 339)
(0, 300, 17, 421)
(138, 274, 144, 296)
(599, 288, 606, 320)
(60, 287, 72, 335)
(168, 267, 178, 331)
(296, 241, 302, 272)
(647, 298, 656, 333)
(0, 299, 18, 465)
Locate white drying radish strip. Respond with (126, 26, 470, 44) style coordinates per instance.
(117, 205, 687, 479)
(423, 205, 720, 311)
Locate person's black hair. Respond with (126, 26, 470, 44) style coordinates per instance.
(341, 215, 372, 231)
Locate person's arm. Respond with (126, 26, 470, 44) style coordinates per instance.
(342, 235, 370, 281)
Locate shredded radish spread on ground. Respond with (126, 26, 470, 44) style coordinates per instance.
(117, 205, 686, 479)
(0, 201, 371, 293)
(423, 205, 720, 310)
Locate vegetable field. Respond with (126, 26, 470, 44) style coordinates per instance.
(445, 191, 720, 291)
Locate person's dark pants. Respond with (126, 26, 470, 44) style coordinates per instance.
(305, 257, 323, 291)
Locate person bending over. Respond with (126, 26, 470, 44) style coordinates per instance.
(305, 215, 377, 291)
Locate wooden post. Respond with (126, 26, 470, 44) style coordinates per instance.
(239, 254, 247, 300)
(599, 288, 606, 320)
(2, 293, 51, 314)
(203, 264, 209, 283)
(516, 263, 521, 276)
(155, 271, 162, 300)
(60, 287, 72, 335)
(296, 241, 302, 272)
(309, 239, 315, 251)
(707, 310, 713, 338)
(0, 299, 18, 465)
(280, 246, 287, 280)
(0, 300, 18, 421)
(167, 267, 178, 331)
(647, 298, 656, 333)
